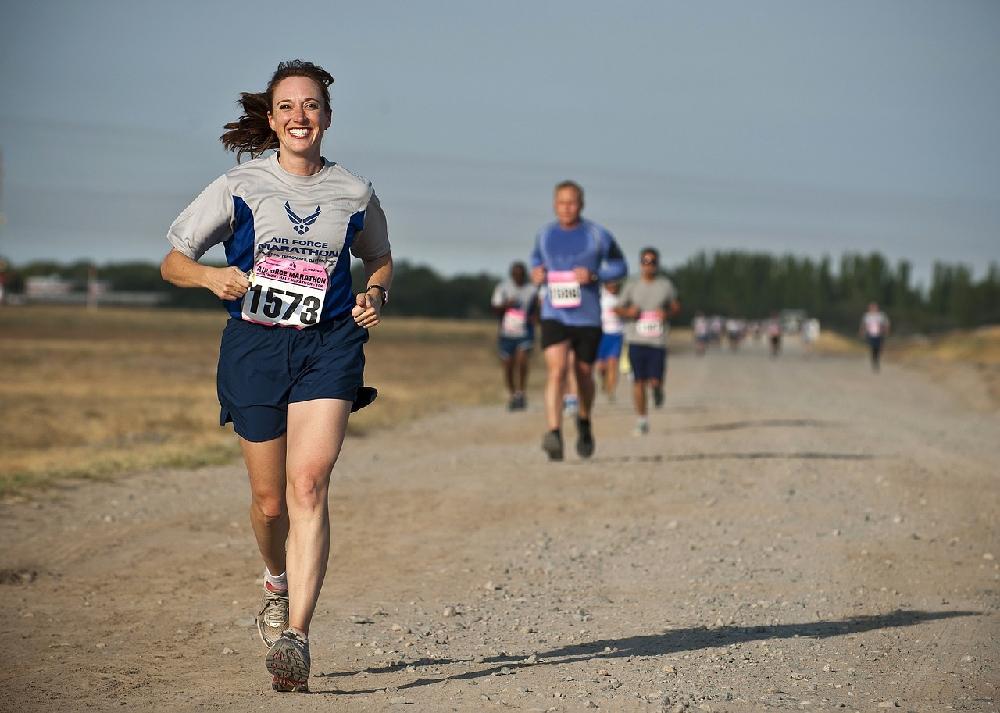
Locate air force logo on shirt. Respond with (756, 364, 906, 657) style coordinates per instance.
(284, 201, 321, 235)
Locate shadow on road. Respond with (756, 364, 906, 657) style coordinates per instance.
(670, 418, 840, 434)
(316, 608, 977, 694)
(580, 451, 879, 465)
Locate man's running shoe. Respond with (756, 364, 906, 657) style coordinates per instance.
(634, 417, 650, 436)
(508, 392, 526, 411)
(256, 586, 289, 648)
(542, 430, 564, 461)
(266, 630, 311, 693)
(576, 418, 595, 458)
(652, 385, 664, 408)
(563, 394, 579, 416)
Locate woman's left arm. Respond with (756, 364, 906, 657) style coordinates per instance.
(352, 252, 393, 328)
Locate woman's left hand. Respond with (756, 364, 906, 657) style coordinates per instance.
(352, 290, 382, 329)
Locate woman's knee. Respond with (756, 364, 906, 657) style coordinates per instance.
(287, 464, 334, 510)
(251, 490, 286, 522)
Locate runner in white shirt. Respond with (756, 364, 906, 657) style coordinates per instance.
(491, 262, 539, 410)
(859, 302, 891, 372)
(596, 281, 625, 401)
(692, 311, 709, 356)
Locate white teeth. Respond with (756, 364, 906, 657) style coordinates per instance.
(289, 129, 309, 138)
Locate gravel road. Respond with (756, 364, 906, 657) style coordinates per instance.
(2, 340, 997, 712)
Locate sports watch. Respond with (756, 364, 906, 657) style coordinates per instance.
(366, 284, 389, 306)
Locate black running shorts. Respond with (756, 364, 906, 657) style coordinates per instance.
(540, 319, 603, 364)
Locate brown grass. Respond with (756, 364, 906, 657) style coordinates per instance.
(0, 306, 510, 496)
(889, 325, 1000, 408)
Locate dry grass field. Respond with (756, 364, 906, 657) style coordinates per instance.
(0, 306, 510, 497)
(3, 306, 995, 497)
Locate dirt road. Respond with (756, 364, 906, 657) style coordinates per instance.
(2, 340, 997, 712)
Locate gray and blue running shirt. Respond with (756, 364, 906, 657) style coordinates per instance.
(167, 154, 390, 323)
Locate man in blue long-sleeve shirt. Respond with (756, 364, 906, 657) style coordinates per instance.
(530, 180, 628, 461)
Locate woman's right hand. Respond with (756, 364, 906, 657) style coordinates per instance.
(205, 266, 250, 300)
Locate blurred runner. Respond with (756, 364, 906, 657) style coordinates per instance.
(801, 317, 821, 354)
(860, 302, 891, 372)
(491, 261, 539, 410)
(596, 280, 625, 401)
(766, 313, 782, 357)
(531, 180, 627, 460)
(617, 247, 680, 435)
(692, 311, 709, 356)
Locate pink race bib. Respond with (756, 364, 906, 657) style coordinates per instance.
(241, 256, 327, 328)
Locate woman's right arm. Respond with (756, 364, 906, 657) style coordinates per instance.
(162, 175, 247, 299)
(160, 249, 249, 300)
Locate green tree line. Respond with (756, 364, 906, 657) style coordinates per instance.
(3, 252, 998, 333)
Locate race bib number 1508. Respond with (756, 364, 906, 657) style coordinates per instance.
(241, 257, 327, 328)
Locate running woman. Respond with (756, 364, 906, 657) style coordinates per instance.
(859, 302, 890, 372)
(596, 281, 625, 401)
(531, 180, 627, 460)
(616, 247, 680, 435)
(491, 261, 539, 410)
(160, 60, 392, 693)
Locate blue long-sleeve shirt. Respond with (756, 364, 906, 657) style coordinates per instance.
(530, 219, 628, 327)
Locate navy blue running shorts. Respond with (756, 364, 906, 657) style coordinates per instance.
(217, 315, 368, 442)
(628, 344, 667, 381)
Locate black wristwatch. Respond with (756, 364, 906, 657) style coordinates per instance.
(366, 284, 389, 306)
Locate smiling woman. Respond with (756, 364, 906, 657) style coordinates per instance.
(220, 60, 335, 164)
(159, 59, 394, 694)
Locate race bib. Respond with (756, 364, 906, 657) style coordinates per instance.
(501, 308, 528, 338)
(602, 307, 623, 333)
(242, 256, 327, 328)
(636, 310, 664, 339)
(548, 270, 582, 309)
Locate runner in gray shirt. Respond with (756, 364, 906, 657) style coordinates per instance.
(616, 248, 680, 435)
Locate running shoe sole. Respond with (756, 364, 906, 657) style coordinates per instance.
(542, 432, 564, 461)
(266, 637, 310, 693)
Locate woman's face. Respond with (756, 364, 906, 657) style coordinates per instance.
(267, 76, 331, 160)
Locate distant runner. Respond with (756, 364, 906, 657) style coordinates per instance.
(596, 281, 625, 401)
(617, 247, 680, 435)
(766, 313, 782, 358)
(491, 261, 539, 410)
(860, 302, 890, 372)
(531, 180, 627, 460)
(692, 311, 709, 356)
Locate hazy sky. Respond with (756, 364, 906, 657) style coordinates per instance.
(2, 0, 998, 284)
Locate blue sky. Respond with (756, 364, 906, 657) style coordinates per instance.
(1, 0, 998, 284)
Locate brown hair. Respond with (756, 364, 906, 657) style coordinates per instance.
(220, 60, 335, 161)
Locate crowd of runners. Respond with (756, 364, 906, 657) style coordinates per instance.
(158, 58, 894, 695)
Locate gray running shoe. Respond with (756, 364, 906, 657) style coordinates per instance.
(256, 588, 289, 648)
(266, 630, 311, 693)
(542, 430, 563, 461)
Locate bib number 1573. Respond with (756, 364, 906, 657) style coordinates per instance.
(241, 257, 328, 329)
